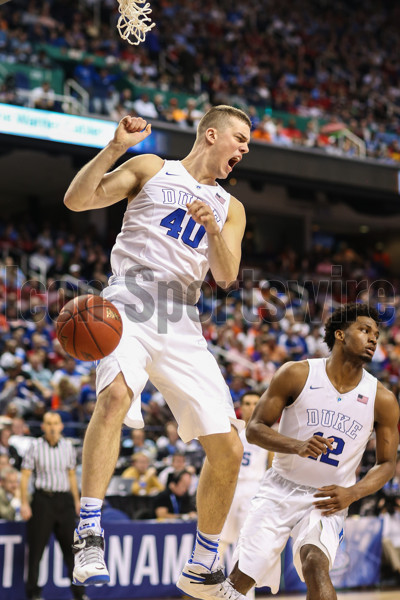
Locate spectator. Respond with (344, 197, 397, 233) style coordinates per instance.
(121, 451, 164, 496)
(305, 326, 329, 357)
(158, 451, 199, 496)
(52, 377, 80, 438)
(30, 81, 56, 111)
(0, 78, 18, 105)
(118, 87, 135, 113)
(29, 244, 54, 275)
(183, 98, 204, 128)
(153, 469, 197, 521)
(255, 335, 288, 366)
(50, 356, 84, 391)
(8, 416, 33, 464)
(23, 351, 53, 402)
(153, 93, 166, 119)
(91, 68, 119, 116)
(120, 428, 157, 462)
(167, 97, 186, 124)
(0, 454, 10, 470)
(132, 93, 158, 118)
(252, 114, 276, 142)
(156, 421, 188, 463)
(144, 398, 174, 440)
(0, 466, 21, 520)
(73, 56, 97, 95)
(279, 325, 307, 361)
(247, 106, 260, 131)
(77, 367, 97, 423)
(229, 375, 249, 410)
(0, 358, 42, 419)
(1, 338, 25, 366)
(25, 316, 54, 352)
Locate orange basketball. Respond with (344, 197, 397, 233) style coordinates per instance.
(56, 295, 123, 361)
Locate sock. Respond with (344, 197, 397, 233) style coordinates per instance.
(77, 497, 103, 536)
(191, 530, 220, 570)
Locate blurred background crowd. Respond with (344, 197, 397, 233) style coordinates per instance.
(1, 0, 400, 161)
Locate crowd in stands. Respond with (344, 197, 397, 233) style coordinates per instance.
(1, 1, 400, 162)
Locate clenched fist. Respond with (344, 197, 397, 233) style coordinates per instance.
(187, 200, 219, 235)
(296, 434, 334, 459)
(113, 116, 152, 151)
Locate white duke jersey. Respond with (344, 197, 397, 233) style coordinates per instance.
(238, 428, 269, 483)
(110, 159, 231, 302)
(272, 358, 377, 488)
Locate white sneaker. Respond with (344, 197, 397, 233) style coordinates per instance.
(72, 530, 110, 585)
(177, 560, 247, 600)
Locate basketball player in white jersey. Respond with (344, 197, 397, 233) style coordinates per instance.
(64, 106, 251, 600)
(226, 303, 399, 600)
(219, 391, 269, 600)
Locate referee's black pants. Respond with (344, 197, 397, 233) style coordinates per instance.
(26, 489, 85, 600)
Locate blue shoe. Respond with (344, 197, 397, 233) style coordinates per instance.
(72, 530, 110, 585)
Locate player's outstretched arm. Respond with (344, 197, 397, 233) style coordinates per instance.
(246, 361, 334, 456)
(64, 116, 162, 211)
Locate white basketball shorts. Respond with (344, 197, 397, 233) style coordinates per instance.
(232, 469, 346, 594)
(96, 280, 244, 443)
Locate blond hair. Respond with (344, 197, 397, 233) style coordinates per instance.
(196, 105, 251, 141)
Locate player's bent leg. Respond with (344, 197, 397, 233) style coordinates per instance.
(81, 373, 132, 499)
(73, 372, 132, 586)
(300, 544, 337, 600)
(196, 428, 243, 533)
(177, 428, 245, 600)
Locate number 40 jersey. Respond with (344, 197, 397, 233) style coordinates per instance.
(110, 159, 231, 303)
(272, 358, 377, 488)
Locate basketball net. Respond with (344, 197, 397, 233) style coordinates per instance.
(117, 0, 155, 45)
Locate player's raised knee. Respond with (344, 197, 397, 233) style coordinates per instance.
(301, 545, 329, 581)
(213, 429, 243, 468)
(96, 379, 131, 421)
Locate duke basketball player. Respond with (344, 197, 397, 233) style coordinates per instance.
(65, 106, 253, 600)
(227, 303, 399, 600)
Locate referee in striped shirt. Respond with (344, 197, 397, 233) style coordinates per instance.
(20, 411, 88, 600)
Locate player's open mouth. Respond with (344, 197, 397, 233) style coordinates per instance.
(365, 347, 375, 356)
(228, 156, 240, 170)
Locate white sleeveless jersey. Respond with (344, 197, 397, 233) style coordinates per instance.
(272, 358, 377, 488)
(110, 159, 231, 302)
(238, 427, 269, 483)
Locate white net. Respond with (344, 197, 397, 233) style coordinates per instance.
(117, 0, 155, 45)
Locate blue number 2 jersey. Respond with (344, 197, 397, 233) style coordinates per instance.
(272, 358, 377, 488)
(110, 159, 231, 303)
